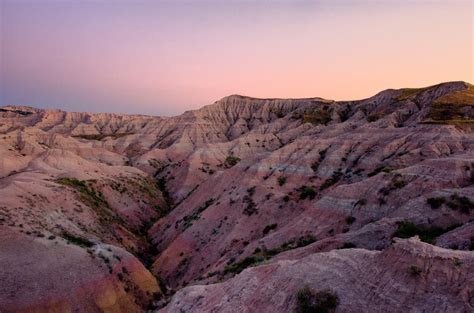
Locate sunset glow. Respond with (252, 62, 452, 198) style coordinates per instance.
(1, 0, 472, 115)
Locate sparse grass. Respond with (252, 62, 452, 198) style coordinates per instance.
(424, 84, 474, 124)
(395, 86, 431, 101)
(433, 84, 474, 106)
(176, 198, 215, 230)
(56, 177, 107, 209)
(303, 110, 332, 125)
(295, 286, 339, 313)
(220, 235, 317, 277)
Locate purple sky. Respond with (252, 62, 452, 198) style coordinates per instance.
(1, 0, 472, 116)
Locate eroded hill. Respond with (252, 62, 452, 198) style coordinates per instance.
(0, 81, 473, 312)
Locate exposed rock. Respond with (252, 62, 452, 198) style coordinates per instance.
(0, 81, 473, 312)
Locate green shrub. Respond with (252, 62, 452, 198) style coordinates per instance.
(156, 177, 173, 207)
(247, 186, 256, 195)
(61, 231, 94, 248)
(427, 197, 446, 209)
(263, 223, 278, 235)
(368, 166, 391, 177)
(345, 216, 356, 225)
(241, 186, 258, 215)
(392, 180, 406, 189)
(339, 242, 356, 249)
(320, 169, 343, 191)
(278, 176, 287, 186)
(295, 286, 339, 313)
(224, 156, 241, 168)
(409, 265, 422, 276)
(392, 221, 460, 244)
(223, 256, 264, 274)
(446, 193, 473, 214)
(299, 186, 316, 200)
(296, 235, 316, 247)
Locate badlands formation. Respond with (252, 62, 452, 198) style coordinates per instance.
(0, 81, 473, 312)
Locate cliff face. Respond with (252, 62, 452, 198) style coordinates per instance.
(0, 81, 473, 312)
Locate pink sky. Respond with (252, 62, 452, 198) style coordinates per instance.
(0, 0, 472, 116)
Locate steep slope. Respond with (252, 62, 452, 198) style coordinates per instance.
(0, 81, 473, 312)
(160, 238, 474, 313)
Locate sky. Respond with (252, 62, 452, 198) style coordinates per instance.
(0, 0, 472, 116)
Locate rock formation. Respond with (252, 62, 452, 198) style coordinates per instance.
(0, 81, 473, 312)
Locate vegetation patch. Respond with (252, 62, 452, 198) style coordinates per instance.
(445, 193, 473, 214)
(423, 84, 474, 124)
(379, 176, 407, 196)
(61, 231, 94, 248)
(394, 86, 431, 101)
(311, 149, 328, 172)
(392, 221, 461, 244)
(223, 256, 265, 275)
(320, 169, 343, 191)
(176, 198, 215, 230)
(277, 176, 287, 186)
(408, 265, 422, 276)
(367, 113, 383, 123)
(339, 242, 356, 249)
(368, 166, 392, 177)
(243, 187, 258, 216)
(224, 156, 241, 168)
(56, 177, 107, 209)
(219, 235, 316, 277)
(292, 107, 333, 126)
(434, 84, 474, 106)
(295, 286, 339, 313)
(345, 216, 356, 225)
(299, 186, 316, 200)
(262, 223, 278, 235)
(72, 133, 132, 141)
(427, 197, 446, 209)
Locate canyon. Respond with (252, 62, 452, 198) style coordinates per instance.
(0, 81, 473, 312)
